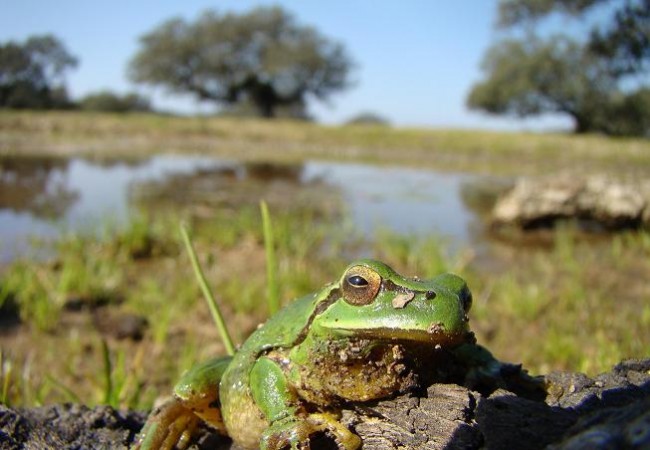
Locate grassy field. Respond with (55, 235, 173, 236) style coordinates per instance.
(2, 110, 650, 175)
(0, 111, 649, 410)
(1, 210, 648, 409)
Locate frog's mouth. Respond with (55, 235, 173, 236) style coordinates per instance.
(338, 325, 474, 348)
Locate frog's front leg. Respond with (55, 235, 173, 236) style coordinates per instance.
(133, 356, 232, 450)
(250, 356, 361, 450)
(132, 399, 202, 450)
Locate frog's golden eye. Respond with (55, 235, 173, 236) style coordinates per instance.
(342, 265, 381, 306)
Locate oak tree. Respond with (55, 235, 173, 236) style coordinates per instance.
(468, 0, 649, 136)
(0, 34, 78, 109)
(129, 6, 353, 118)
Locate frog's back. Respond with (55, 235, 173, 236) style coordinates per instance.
(239, 285, 334, 356)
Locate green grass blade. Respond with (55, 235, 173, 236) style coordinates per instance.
(260, 200, 280, 315)
(45, 375, 82, 404)
(180, 223, 235, 356)
(101, 338, 114, 405)
(1, 370, 9, 406)
(1, 350, 11, 407)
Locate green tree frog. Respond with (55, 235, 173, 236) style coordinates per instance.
(134, 259, 521, 450)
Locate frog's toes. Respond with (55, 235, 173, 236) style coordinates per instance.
(260, 414, 361, 450)
(307, 413, 361, 450)
(259, 417, 309, 450)
(132, 399, 201, 450)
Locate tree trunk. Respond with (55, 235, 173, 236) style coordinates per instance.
(255, 99, 275, 118)
(573, 113, 594, 134)
(247, 79, 277, 118)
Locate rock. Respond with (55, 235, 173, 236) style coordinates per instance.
(1, 359, 649, 449)
(491, 175, 650, 231)
(545, 359, 650, 450)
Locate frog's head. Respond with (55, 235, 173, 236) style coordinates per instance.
(313, 259, 473, 347)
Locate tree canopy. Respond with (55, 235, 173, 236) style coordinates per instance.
(128, 6, 354, 118)
(468, 0, 649, 136)
(497, 0, 608, 26)
(0, 34, 78, 109)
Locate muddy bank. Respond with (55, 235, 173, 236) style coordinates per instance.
(1, 359, 648, 450)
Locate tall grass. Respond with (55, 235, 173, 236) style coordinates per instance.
(180, 224, 235, 356)
(260, 201, 280, 315)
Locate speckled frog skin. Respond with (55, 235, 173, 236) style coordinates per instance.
(134, 259, 500, 450)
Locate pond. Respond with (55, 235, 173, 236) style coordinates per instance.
(0, 154, 499, 264)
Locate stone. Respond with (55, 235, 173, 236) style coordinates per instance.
(491, 175, 650, 231)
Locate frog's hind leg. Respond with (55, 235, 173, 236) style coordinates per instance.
(133, 356, 232, 450)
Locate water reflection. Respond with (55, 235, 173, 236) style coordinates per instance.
(245, 162, 304, 182)
(0, 155, 224, 262)
(302, 163, 480, 244)
(459, 176, 514, 217)
(0, 156, 79, 219)
(130, 161, 342, 220)
(0, 154, 499, 263)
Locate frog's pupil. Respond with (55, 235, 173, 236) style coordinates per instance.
(348, 275, 368, 287)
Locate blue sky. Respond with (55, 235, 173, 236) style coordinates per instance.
(1, 1, 572, 130)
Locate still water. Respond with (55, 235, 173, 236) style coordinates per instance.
(0, 154, 490, 263)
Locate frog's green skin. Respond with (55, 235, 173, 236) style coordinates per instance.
(133, 259, 495, 450)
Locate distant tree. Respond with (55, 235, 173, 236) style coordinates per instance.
(128, 6, 354, 118)
(346, 112, 390, 126)
(80, 90, 152, 113)
(468, 36, 618, 133)
(468, 0, 649, 136)
(498, 0, 649, 74)
(0, 34, 78, 109)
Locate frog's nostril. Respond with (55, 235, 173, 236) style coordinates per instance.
(426, 291, 436, 300)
